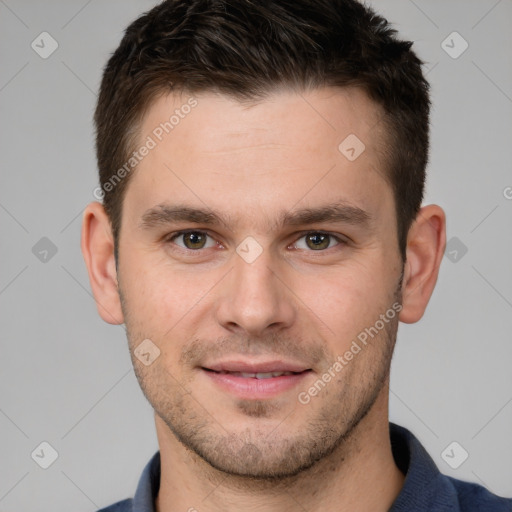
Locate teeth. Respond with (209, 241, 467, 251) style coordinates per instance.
(223, 371, 294, 379)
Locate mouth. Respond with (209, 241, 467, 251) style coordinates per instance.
(206, 370, 301, 379)
(200, 361, 312, 399)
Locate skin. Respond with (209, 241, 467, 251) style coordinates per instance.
(82, 86, 446, 512)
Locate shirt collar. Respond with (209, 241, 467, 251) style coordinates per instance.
(132, 449, 160, 512)
(388, 422, 459, 511)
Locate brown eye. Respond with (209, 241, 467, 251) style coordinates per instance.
(183, 232, 206, 249)
(169, 231, 216, 250)
(293, 232, 343, 251)
(306, 233, 330, 250)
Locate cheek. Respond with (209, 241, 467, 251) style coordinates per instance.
(122, 254, 223, 336)
(121, 258, 182, 328)
(291, 261, 393, 346)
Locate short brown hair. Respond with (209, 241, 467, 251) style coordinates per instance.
(94, 0, 430, 261)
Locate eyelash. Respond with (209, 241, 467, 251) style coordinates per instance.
(164, 230, 347, 254)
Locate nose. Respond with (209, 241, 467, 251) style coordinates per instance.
(214, 247, 296, 337)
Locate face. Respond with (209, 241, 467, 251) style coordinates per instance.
(117, 87, 404, 478)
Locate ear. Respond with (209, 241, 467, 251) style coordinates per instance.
(81, 202, 124, 324)
(399, 204, 446, 324)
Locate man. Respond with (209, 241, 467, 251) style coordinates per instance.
(81, 0, 512, 510)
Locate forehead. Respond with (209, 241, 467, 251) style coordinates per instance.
(124, 86, 393, 229)
(140, 86, 386, 152)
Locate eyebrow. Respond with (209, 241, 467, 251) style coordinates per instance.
(139, 201, 372, 232)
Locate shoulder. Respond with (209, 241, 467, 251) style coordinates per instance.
(447, 476, 512, 512)
(389, 423, 512, 512)
(96, 498, 133, 512)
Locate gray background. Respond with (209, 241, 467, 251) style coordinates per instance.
(0, 0, 511, 510)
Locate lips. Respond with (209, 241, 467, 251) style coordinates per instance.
(203, 360, 310, 374)
(214, 371, 297, 379)
(200, 360, 312, 399)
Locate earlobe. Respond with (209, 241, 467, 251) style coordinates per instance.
(80, 202, 124, 325)
(399, 204, 446, 324)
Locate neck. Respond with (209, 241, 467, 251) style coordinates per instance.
(154, 390, 404, 512)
